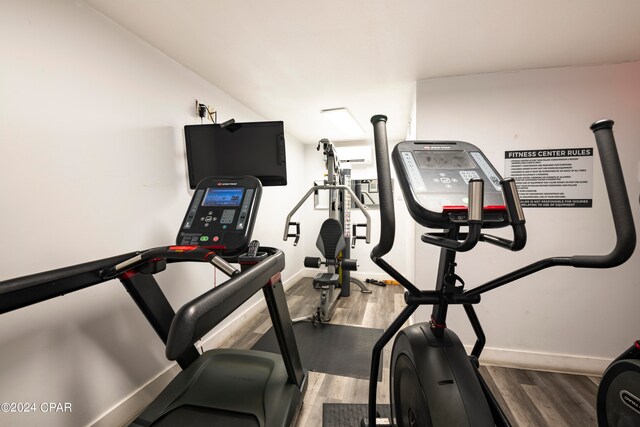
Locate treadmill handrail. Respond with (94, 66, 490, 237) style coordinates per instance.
(100, 246, 240, 280)
(282, 184, 371, 243)
(165, 249, 286, 360)
(0, 252, 139, 314)
(0, 246, 239, 314)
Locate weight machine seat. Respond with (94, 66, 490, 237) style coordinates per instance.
(313, 272, 340, 287)
(311, 219, 345, 289)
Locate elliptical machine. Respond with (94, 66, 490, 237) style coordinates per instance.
(596, 196, 640, 427)
(598, 338, 640, 426)
(363, 115, 636, 426)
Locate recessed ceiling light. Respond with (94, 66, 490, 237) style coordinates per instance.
(321, 108, 366, 141)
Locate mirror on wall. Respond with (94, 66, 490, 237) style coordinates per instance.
(351, 179, 385, 209)
(312, 178, 390, 210)
(313, 181, 330, 209)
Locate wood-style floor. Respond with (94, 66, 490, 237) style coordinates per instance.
(225, 277, 601, 427)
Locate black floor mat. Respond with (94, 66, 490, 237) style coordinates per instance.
(322, 403, 391, 427)
(251, 322, 383, 380)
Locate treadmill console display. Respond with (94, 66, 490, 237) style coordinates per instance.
(176, 176, 262, 255)
(392, 141, 507, 228)
(202, 188, 244, 207)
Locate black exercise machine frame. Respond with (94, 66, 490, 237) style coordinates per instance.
(0, 246, 305, 387)
(365, 116, 636, 427)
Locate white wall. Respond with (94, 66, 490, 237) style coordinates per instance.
(0, 1, 307, 426)
(414, 62, 640, 373)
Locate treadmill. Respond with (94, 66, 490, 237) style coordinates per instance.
(0, 175, 307, 427)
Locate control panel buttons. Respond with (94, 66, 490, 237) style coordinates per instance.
(199, 236, 209, 242)
(401, 151, 427, 192)
(459, 170, 480, 184)
(220, 209, 236, 224)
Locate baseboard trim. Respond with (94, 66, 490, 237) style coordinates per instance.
(90, 364, 180, 426)
(471, 345, 609, 377)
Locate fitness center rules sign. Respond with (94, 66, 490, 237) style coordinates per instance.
(504, 148, 593, 208)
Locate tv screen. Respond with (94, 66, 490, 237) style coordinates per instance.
(184, 121, 287, 189)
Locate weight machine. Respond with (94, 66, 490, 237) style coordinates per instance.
(284, 139, 372, 323)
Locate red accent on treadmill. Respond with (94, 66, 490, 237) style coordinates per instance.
(169, 246, 198, 252)
(269, 272, 282, 285)
(120, 270, 137, 279)
(635, 340, 640, 350)
(203, 245, 226, 250)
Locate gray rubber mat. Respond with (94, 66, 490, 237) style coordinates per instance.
(322, 403, 391, 427)
(251, 322, 383, 380)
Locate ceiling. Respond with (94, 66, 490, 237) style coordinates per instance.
(85, 0, 640, 145)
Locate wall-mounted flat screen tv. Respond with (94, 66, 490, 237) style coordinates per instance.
(184, 121, 287, 189)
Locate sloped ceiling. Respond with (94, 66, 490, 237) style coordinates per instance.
(85, 0, 640, 144)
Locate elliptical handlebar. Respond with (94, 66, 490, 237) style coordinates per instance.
(568, 120, 636, 268)
(370, 115, 395, 260)
(479, 178, 528, 251)
(421, 179, 485, 251)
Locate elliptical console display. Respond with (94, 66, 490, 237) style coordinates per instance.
(393, 141, 509, 228)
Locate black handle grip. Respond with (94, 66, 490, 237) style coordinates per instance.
(100, 246, 218, 279)
(351, 223, 367, 248)
(569, 120, 636, 267)
(370, 115, 395, 259)
(166, 250, 285, 360)
(286, 222, 301, 246)
(479, 178, 527, 251)
(421, 179, 484, 252)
